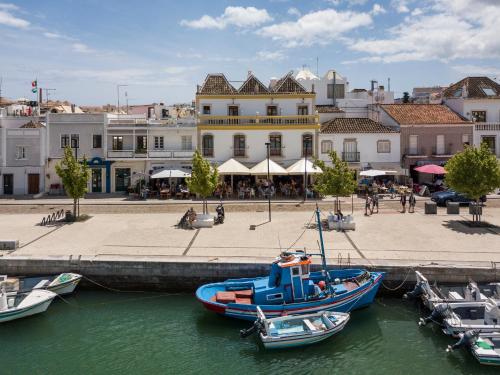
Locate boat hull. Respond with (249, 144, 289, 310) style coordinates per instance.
(45, 274, 82, 296)
(0, 291, 56, 323)
(198, 272, 383, 321)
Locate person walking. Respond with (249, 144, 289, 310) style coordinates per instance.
(372, 193, 379, 214)
(409, 192, 416, 213)
(365, 194, 372, 216)
(400, 192, 407, 213)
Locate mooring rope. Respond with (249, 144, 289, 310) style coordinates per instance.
(381, 267, 413, 291)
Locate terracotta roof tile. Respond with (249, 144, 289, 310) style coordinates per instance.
(321, 118, 398, 134)
(443, 77, 500, 99)
(380, 104, 470, 125)
(238, 74, 269, 94)
(316, 105, 345, 113)
(272, 72, 307, 93)
(198, 74, 236, 95)
(20, 120, 43, 128)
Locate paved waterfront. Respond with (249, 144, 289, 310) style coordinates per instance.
(2, 201, 500, 268)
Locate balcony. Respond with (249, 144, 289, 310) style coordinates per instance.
(233, 148, 246, 157)
(342, 151, 360, 162)
(404, 148, 427, 157)
(107, 118, 196, 128)
(199, 115, 318, 126)
(107, 149, 194, 159)
(475, 122, 500, 131)
(431, 146, 453, 157)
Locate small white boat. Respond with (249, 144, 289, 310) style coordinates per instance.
(1, 273, 82, 296)
(420, 298, 500, 336)
(447, 330, 500, 366)
(241, 306, 350, 349)
(0, 287, 57, 323)
(405, 271, 500, 310)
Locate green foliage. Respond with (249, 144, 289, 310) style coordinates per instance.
(55, 146, 90, 218)
(186, 149, 218, 213)
(313, 151, 357, 198)
(445, 143, 500, 201)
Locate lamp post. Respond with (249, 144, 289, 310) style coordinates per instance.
(71, 138, 79, 217)
(265, 142, 271, 222)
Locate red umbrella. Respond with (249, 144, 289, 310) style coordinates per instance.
(414, 164, 446, 174)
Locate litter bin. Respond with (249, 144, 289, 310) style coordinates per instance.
(425, 201, 437, 214)
(65, 210, 74, 222)
(469, 202, 482, 216)
(446, 201, 460, 214)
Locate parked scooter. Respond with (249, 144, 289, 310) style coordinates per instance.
(214, 202, 225, 225)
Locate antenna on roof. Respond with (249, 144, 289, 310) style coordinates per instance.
(316, 57, 319, 76)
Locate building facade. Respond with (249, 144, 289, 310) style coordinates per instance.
(196, 72, 319, 168)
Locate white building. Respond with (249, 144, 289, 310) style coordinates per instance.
(0, 116, 46, 195)
(443, 76, 500, 158)
(196, 72, 319, 168)
(318, 117, 401, 172)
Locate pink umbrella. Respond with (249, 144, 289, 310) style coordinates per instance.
(414, 164, 446, 174)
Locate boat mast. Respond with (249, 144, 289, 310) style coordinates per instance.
(315, 207, 330, 280)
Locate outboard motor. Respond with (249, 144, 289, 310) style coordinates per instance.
(419, 303, 450, 326)
(214, 203, 225, 225)
(404, 281, 426, 300)
(240, 318, 263, 338)
(447, 330, 479, 352)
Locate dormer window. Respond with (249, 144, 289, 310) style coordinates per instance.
(482, 87, 496, 96)
(453, 89, 462, 97)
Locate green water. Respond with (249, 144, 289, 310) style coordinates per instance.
(0, 292, 497, 375)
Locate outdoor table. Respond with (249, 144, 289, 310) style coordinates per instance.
(160, 190, 170, 199)
(181, 190, 189, 199)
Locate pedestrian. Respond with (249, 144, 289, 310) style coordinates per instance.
(365, 194, 372, 216)
(372, 193, 379, 214)
(409, 192, 416, 213)
(400, 192, 407, 213)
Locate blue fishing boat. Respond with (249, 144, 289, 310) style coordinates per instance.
(196, 208, 384, 321)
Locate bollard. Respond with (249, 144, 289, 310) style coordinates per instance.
(425, 201, 437, 214)
(446, 201, 460, 215)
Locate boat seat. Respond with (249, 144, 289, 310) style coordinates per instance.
(33, 280, 50, 289)
(215, 291, 236, 304)
(303, 319, 317, 331)
(448, 291, 464, 300)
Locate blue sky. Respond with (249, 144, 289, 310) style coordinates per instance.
(1, 0, 499, 105)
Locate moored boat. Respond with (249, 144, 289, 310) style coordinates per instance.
(241, 306, 350, 349)
(196, 208, 384, 320)
(0, 287, 57, 323)
(447, 330, 500, 366)
(1, 273, 82, 296)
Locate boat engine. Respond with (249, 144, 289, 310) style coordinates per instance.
(446, 330, 479, 352)
(419, 303, 450, 326)
(240, 319, 264, 338)
(403, 281, 426, 300)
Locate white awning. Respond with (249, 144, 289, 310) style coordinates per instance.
(286, 159, 322, 175)
(359, 169, 390, 177)
(217, 158, 250, 175)
(369, 162, 407, 176)
(151, 169, 191, 179)
(250, 159, 288, 175)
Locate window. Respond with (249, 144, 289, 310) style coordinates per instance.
(61, 134, 70, 148)
(321, 140, 332, 154)
(436, 135, 445, 155)
(267, 105, 278, 116)
(269, 134, 282, 156)
(70, 134, 79, 149)
(327, 84, 345, 99)
(297, 105, 308, 115)
(377, 140, 391, 153)
(228, 105, 239, 116)
(15, 146, 26, 160)
(482, 87, 497, 96)
(112, 136, 123, 150)
(266, 293, 283, 301)
(93, 134, 102, 149)
(462, 134, 470, 146)
(181, 136, 192, 151)
(343, 139, 358, 161)
(202, 105, 211, 115)
(154, 136, 164, 149)
(291, 267, 300, 276)
(481, 136, 496, 154)
(136, 136, 147, 151)
(302, 134, 313, 157)
(202, 134, 214, 157)
(233, 135, 245, 157)
(472, 110, 486, 122)
(409, 135, 418, 155)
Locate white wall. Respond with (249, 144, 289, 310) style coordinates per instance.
(198, 98, 314, 116)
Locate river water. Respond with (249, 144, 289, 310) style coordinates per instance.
(0, 291, 496, 375)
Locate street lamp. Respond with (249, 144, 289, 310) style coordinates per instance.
(71, 137, 79, 216)
(303, 136, 312, 201)
(265, 142, 271, 222)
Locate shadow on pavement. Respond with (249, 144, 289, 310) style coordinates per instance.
(442, 220, 500, 235)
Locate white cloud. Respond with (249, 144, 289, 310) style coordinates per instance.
(287, 7, 301, 17)
(349, 0, 500, 63)
(0, 8, 29, 28)
(391, 0, 411, 13)
(452, 64, 500, 77)
(180, 6, 272, 30)
(371, 4, 386, 15)
(72, 43, 94, 53)
(257, 8, 372, 47)
(411, 7, 423, 16)
(256, 50, 286, 61)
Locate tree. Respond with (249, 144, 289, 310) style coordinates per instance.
(445, 143, 500, 222)
(402, 92, 410, 103)
(186, 149, 218, 214)
(313, 151, 357, 212)
(55, 146, 90, 220)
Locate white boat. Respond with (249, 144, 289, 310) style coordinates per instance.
(0, 287, 57, 323)
(447, 330, 500, 366)
(0, 273, 82, 296)
(241, 306, 350, 349)
(421, 298, 500, 336)
(405, 271, 500, 310)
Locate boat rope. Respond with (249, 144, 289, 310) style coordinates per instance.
(381, 267, 413, 291)
(82, 275, 153, 294)
(285, 211, 316, 251)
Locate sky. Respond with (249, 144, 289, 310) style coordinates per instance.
(1, 0, 499, 106)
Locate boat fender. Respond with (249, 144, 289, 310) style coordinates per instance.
(419, 304, 449, 326)
(403, 281, 426, 300)
(334, 278, 341, 285)
(446, 330, 479, 352)
(318, 281, 326, 290)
